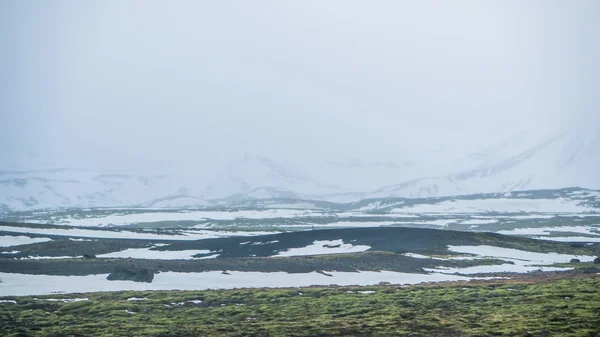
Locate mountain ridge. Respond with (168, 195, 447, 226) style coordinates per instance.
(1, 126, 598, 211)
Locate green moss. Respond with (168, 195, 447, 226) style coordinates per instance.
(1, 276, 599, 336)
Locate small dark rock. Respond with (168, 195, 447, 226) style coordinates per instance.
(570, 258, 581, 263)
(323, 244, 341, 248)
(107, 265, 154, 283)
(83, 254, 96, 259)
(222, 270, 231, 275)
(579, 267, 600, 274)
(316, 270, 333, 277)
(593, 257, 600, 264)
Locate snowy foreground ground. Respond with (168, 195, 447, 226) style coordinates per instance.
(0, 271, 479, 296)
(0, 238, 597, 296)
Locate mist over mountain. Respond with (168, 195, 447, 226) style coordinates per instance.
(1, 121, 598, 211)
(1, 1, 599, 211)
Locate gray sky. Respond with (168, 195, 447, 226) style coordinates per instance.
(1, 0, 598, 171)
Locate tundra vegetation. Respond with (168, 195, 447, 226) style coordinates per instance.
(1, 271, 599, 336)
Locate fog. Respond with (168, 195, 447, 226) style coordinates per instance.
(1, 0, 599, 173)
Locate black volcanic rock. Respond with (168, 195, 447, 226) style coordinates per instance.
(107, 265, 154, 283)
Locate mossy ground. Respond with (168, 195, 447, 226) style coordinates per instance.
(1, 273, 599, 336)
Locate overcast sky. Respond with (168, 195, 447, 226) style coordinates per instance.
(1, 0, 598, 170)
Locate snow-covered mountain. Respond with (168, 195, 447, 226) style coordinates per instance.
(1, 125, 598, 211)
(0, 157, 345, 211)
(372, 124, 600, 198)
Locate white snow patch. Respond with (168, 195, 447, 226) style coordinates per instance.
(0, 225, 275, 241)
(276, 240, 370, 257)
(357, 201, 405, 211)
(250, 240, 279, 245)
(401, 253, 475, 261)
(291, 221, 394, 228)
(530, 236, 600, 242)
(426, 265, 572, 274)
(0, 300, 17, 304)
(48, 209, 320, 227)
(389, 198, 595, 214)
(417, 219, 457, 227)
(460, 219, 499, 225)
(447, 245, 595, 264)
(38, 298, 89, 303)
(127, 297, 147, 301)
(337, 212, 420, 218)
(424, 245, 595, 275)
(97, 247, 213, 260)
(497, 226, 600, 236)
(0, 235, 52, 247)
(264, 203, 320, 209)
(508, 214, 556, 220)
(0, 271, 479, 296)
(21, 255, 82, 260)
(402, 253, 437, 259)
